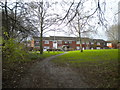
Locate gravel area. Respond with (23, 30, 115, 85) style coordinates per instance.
(19, 53, 89, 88)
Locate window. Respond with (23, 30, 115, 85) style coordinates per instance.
(65, 41, 72, 44)
(97, 42, 100, 45)
(44, 40, 49, 44)
(83, 47, 85, 50)
(69, 41, 72, 44)
(35, 41, 39, 46)
(64, 41, 68, 44)
(86, 47, 89, 49)
(82, 42, 85, 44)
(91, 48, 94, 50)
(104, 43, 106, 45)
(35, 46, 40, 48)
(107, 43, 111, 46)
(107, 43, 112, 48)
(86, 41, 89, 44)
(43, 46, 49, 51)
(44, 46, 49, 49)
(58, 40, 62, 44)
(36, 41, 39, 44)
(91, 42, 94, 44)
(35, 40, 39, 41)
(97, 47, 100, 49)
(76, 41, 80, 44)
(76, 46, 80, 50)
(58, 46, 62, 49)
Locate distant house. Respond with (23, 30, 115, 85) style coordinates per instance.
(117, 42, 120, 49)
(105, 41, 113, 49)
(31, 36, 112, 51)
(105, 41, 119, 49)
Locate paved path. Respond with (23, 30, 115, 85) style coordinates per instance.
(19, 53, 89, 88)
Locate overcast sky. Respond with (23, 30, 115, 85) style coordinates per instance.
(3, 0, 120, 40)
(45, 0, 119, 40)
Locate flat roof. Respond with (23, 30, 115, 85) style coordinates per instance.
(33, 36, 105, 42)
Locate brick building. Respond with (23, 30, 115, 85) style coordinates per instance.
(31, 36, 113, 51)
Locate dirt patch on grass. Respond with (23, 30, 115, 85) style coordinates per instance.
(2, 59, 42, 88)
(52, 59, 119, 88)
(19, 57, 89, 88)
(3, 53, 67, 88)
(70, 60, 119, 88)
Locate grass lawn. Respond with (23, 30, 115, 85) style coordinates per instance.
(28, 51, 64, 61)
(52, 49, 119, 88)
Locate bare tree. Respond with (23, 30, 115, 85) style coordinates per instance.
(106, 24, 118, 44)
(67, 9, 95, 52)
(0, 0, 38, 41)
(27, 1, 59, 54)
(61, 0, 106, 25)
(59, 0, 107, 52)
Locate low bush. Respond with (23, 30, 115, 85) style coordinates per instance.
(2, 38, 28, 62)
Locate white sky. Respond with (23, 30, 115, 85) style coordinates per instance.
(46, 0, 120, 41)
(2, 0, 120, 40)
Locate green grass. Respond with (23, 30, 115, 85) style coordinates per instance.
(52, 49, 118, 66)
(3, 50, 64, 63)
(52, 49, 119, 88)
(28, 51, 64, 61)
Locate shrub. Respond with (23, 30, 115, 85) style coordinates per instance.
(2, 38, 28, 62)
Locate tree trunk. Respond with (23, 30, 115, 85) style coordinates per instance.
(40, 31, 43, 54)
(39, 1, 43, 54)
(4, 0, 9, 39)
(11, 1, 17, 38)
(77, 10, 83, 52)
(79, 32, 83, 52)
